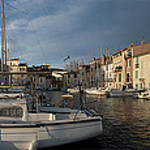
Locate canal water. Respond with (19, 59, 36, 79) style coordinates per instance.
(44, 91, 150, 150)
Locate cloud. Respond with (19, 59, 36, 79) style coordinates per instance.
(3, 0, 150, 68)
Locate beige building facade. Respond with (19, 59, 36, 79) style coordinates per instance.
(90, 58, 101, 87)
(112, 49, 126, 89)
(78, 65, 90, 89)
(7, 58, 27, 86)
(132, 41, 150, 90)
(64, 71, 79, 88)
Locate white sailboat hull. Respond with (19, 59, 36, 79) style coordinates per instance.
(0, 117, 102, 150)
(84, 89, 108, 95)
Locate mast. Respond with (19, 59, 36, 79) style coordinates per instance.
(1, 0, 4, 72)
(106, 47, 108, 87)
(8, 39, 11, 60)
(100, 47, 103, 87)
(100, 47, 103, 58)
(4, 28, 7, 71)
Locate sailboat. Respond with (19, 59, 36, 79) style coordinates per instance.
(0, 1, 103, 149)
(0, 98, 103, 150)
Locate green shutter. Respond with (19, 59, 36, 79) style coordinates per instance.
(140, 83, 142, 89)
(135, 71, 138, 79)
(119, 73, 121, 82)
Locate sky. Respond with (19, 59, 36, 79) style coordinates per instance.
(1, 0, 150, 68)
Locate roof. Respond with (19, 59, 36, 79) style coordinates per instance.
(64, 71, 79, 74)
(90, 58, 101, 64)
(79, 64, 90, 69)
(112, 48, 128, 56)
(27, 65, 51, 72)
(51, 68, 67, 72)
(19, 63, 27, 66)
(8, 58, 19, 61)
(133, 43, 150, 57)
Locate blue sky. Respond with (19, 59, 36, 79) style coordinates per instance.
(1, 0, 150, 68)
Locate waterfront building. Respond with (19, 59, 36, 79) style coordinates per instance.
(27, 64, 52, 89)
(7, 58, 27, 86)
(90, 57, 101, 87)
(51, 68, 67, 89)
(132, 40, 150, 90)
(64, 71, 79, 88)
(112, 49, 126, 89)
(100, 55, 107, 87)
(124, 45, 134, 88)
(78, 64, 90, 89)
(103, 56, 114, 88)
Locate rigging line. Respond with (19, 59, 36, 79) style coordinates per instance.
(5, 16, 26, 61)
(21, 0, 47, 63)
(40, 0, 69, 56)
(5, 1, 26, 15)
(37, 0, 63, 59)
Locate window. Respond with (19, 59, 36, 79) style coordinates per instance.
(140, 83, 143, 90)
(135, 57, 139, 68)
(136, 57, 139, 64)
(135, 71, 138, 79)
(91, 75, 93, 80)
(119, 73, 121, 82)
(68, 74, 70, 78)
(106, 66, 108, 70)
(91, 68, 93, 72)
(127, 60, 131, 67)
(114, 74, 117, 82)
(0, 107, 23, 118)
(127, 49, 132, 56)
(74, 74, 77, 78)
(82, 72, 84, 76)
(135, 83, 138, 89)
(127, 73, 130, 82)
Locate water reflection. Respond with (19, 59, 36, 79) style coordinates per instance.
(44, 92, 150, 150)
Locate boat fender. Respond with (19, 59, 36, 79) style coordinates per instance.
(29, 141, 39, 150)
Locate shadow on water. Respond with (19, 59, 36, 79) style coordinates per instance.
(44, 137, 100, 150)
(43, 92, 150, 150)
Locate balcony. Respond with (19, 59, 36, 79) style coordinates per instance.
(114, 66, 122, 72)
(135, 64, 139, 68)
(125, 53, 132, 59)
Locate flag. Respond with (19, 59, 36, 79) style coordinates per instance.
(64, 55, 71, 62)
